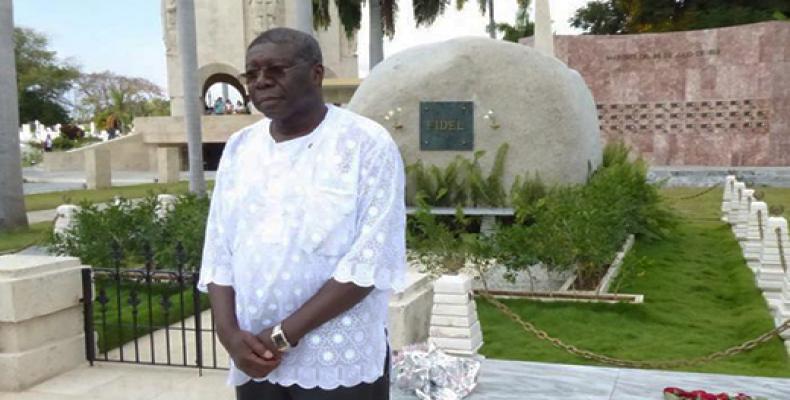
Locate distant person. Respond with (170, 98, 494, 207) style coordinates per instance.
(225, 99, 234, 114)
(234, 100, 247, 114)
(105, 114, 120, 140)
(44, 134, 53, 152)
(214, 96, 225, 114)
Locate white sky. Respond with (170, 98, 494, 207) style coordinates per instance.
(357, 0, 589, 76)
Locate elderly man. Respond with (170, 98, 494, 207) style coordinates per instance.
(197, 27, 406, 400)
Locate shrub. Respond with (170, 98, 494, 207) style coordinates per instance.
(405, 143, 509, 207)
(407, 141, 675, 287)
(488, 141, 676, 287)
(406, 196, 493, 276)
(48, 193, 209, 270)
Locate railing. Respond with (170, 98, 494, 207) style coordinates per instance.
(80, 242, 226, 375)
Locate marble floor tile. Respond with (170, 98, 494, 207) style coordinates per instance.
(611, 368, 790, 400)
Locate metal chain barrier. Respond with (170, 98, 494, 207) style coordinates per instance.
(477, 277, 790, 369)
(758, 209, 764, 240)
(664, 184, 720, 201)
(778, 227, 787, 273)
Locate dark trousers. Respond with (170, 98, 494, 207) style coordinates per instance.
(235, 350, 390, 400)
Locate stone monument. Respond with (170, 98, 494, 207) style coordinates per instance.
(348, 37, 603, 188)
(161, 0, 358, 116)
(744, 200, 768, 273)
(728, 182, 745, 233)
(721, 175, 736, 222)
(735, 189, 754, 246)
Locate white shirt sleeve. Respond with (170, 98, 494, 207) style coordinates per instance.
(197, 143, 235, 293)
(332, 138, 407, 292)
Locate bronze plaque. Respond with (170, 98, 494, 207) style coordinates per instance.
(420, 101, 474, 151)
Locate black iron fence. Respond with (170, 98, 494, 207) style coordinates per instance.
(80, 242, 227, 374)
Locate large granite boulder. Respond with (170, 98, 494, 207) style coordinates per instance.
(348, 37, 602, 187)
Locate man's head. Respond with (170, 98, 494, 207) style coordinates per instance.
(244, 28, 325, 120)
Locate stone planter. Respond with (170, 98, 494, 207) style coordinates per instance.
(428, 273, 483, 356)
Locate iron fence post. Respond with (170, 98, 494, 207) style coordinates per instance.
(81, 267, 95, 366)
(192, 271, 203, 376)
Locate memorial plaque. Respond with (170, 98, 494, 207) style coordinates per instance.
(419, 101, 474, 151)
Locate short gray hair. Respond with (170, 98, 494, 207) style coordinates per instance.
(247, 27, 323, 65)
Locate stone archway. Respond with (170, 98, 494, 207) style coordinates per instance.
(199, 63, 248, 106)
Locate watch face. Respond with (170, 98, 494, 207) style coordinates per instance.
(273, 332, 288, 350)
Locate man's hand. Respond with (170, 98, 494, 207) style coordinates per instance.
(255, 327, 283, 360)
(225, 329, 280, 378)
(207, 284, 281, 378)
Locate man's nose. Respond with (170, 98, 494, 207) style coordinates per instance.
(254, 75, 275, 90)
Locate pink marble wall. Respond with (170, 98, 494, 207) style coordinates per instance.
(522, 21, 790, 166)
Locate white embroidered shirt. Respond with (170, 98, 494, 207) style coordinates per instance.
(197, 105, 407, 389)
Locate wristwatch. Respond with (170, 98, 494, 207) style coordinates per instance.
(271, 323, 293, 352)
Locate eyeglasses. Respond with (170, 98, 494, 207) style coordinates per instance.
(240, 61, 310, 84)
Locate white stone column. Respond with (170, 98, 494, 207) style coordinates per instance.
(744, 201, 768, 273)
(176, 0, 206, 195)
(287, 0, 313, 35)
(0, 255, 86, 391)
(368, 0, 384, 69)
(534, 0, 554, 57)
(429, 274, 483, 356)
(157, 146, 181, 184)
(735, 189, 754, 247)
(728, 182, 745, 234)
(84, 147, 111, 190)
(721, 175, 736, 223)
(758, 216, 789, 313)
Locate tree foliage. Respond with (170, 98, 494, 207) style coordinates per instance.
(571, 0, 790, 34)
(13, 27, 80, 125)
(497, 0, 535, 42)
(317, 0, 482, 39)
(73, 72, 169, 132)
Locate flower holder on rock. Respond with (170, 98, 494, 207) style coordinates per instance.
(429, 273, 483, 356)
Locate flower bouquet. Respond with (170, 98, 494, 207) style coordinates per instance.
(663, 387, 768, 400)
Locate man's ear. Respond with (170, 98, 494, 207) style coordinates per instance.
(311, 64, 325, 87)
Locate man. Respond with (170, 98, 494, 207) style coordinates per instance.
(197, 27, 406, 400)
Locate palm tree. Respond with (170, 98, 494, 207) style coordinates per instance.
(496, 0, 534, 42)
(315, 0, 459, 69)
(0, 0, 29, 231)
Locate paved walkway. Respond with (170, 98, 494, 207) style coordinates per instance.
(22, 168, 216, 195)
(3, 356, 789, 400)
(7, 306, 789, 399)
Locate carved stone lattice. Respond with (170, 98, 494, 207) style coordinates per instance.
(596, 98, 771, 136)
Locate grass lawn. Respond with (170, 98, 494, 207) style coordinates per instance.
(92, 278, 211, 354)
(478, 186, 790, 378)
(24, 181, 213, 212)
(0, 221, 53, 254)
